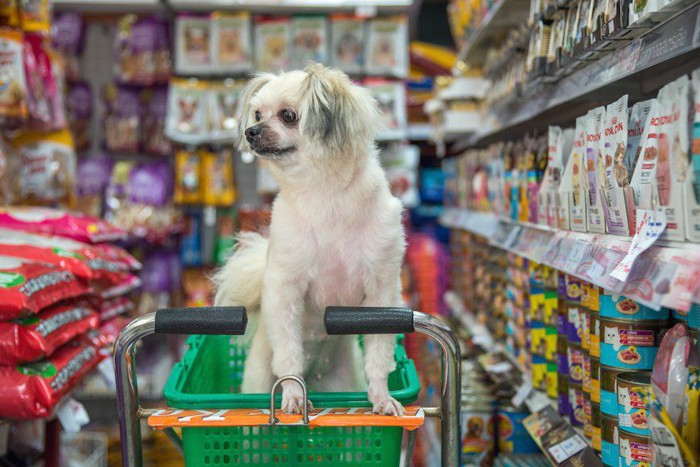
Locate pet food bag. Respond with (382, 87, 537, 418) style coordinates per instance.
(330, 15, 365, 75)
(175, 14, 211, 74)
(254, 16, 291, 72)
(292, 15, 328, 70)
(23, 33, 55, 129)
(202, 148, 235, 206)
(65, 81, 92, 152)
(103, 84, 140, 153)
(75, 155, 112, 218)
(365, 79, 407, 141)
(630, 99, 662, 212)
(51, 12, 84, 81)
(174, 148, 203, 205)
(0, 28, 28, 128)
(166, 77, 208, 145)
(141, 86, 171, 156)
(211, 12, 252, 73)
(365, 16, 408, 78)
(0, 300, 98, 365)
(208, 79, 242, 142)
(0, 338, 103, 418)
(114, 15, 170, 86)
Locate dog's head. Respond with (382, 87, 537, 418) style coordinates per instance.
(238, 63, 379, 166)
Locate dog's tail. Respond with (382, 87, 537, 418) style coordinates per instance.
(213, 232, 268, 312)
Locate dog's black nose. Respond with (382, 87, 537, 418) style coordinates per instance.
(245, 126, 262, 141)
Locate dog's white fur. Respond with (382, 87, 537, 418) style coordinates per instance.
(214, 64, 406, 416)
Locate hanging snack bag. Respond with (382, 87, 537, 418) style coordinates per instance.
(175, 14, 211, 74)
(75, 155, 112, 218)
(0, 300, 98, 365)
(11, 129, 76, 207)
(65, 81, 92, 152)
(0, 206, 126, 243)
(114, 15, 168, 86)
(208, 79, 241, 142)
(586, 106, 607, 233)
(0, 255, 89, 320)
(330, 15, 364, 74)
(365, 16, 408, 78)
(0, 338, 103, 418)
(0, 0, 19, 28)
(166, 77, 208, 144)
(20, 0, 50, 35)
(103, 84, 140, 153)
(254, 16, 291, 72)
(602, 95, 634, 236)
(202, 148, 235, 206)
(211, 12, 252, 74)
(141, 86, 171, 156)
(174, 148, 203, 205)
(0, 28, 27, 128)
(51, 12, 84, 82)
(292, 15, 328, 70)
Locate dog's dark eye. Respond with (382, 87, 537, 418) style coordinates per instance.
(255, 111, 261, 122)
(281, 109, 297, 124)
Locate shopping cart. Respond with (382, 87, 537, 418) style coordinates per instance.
(115, 306, 461, 466)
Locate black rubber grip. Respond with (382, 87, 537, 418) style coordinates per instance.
(154, 306, 247, 335)
(324, 307, 414, 335)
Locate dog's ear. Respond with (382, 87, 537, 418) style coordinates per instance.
(299, 63, 379, 155)
(237, 73, 274, 151)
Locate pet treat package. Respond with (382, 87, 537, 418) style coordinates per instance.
(292, 15, 328, 70)
(254, 16, 291, 72)
(365, 79, 407, 141)
(141, 86, 171, 156)
(365, 16, 408, 78)
(103, 84, 140, 153)
(211, 12, 252, 73)
(174, 148, 203, 205)
(585, 106, 607, 233)
(0, 255, 89, 320)
(166, 78, 208, 144)
(0, 28, 27, 128)
(561, 116, 588, 232)
(0, 0, 20, 28)
(686, 69, 700, 242)
(175, 14, 211, 74)
(0, 300, 98, 365)
(20, 0, 50, 35)
(0, 338, 103, 419)
(136, 249, 180, 316)
(330, 15, 364, 75)
(114, 15, 170, 86)
(65, 81, 92, 152)
(202, 148, 235, 206)
(10, 129, 76, 207)
(0, 206, 126, 243)
(656, 75, 691, 241)
(602, 95, 634, 236)
(75, 156, 112, 218)
(539, 126, 574, 228)
(626, 99, 656, 182)
(630, 99, 663, 211)
(208, 79, 241, 142)
(51, 12, 84, 82)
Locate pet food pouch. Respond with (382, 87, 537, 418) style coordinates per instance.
(166, 77, 208, 145)
(202, 148, 235, 206)
(626, 99, 655, 182)
(141, 86, 171, 156)
(65, 81, 92, 152)
(103, 84, 140, 153)
(0, 300, 98, 364)
(364, 79, 407, 141)
(51, 12, 84, 81)
(565, 116, 588, 231)
(114, 15, 164, 86)
(688, 69, 700, 242)
(0, 28, 27, 127)
(20, 0, 50, 35)
(174, 148, 203, 205)
(630, 98, 662, 212)
(0, 338, 103, 418)
(586, 106, 607, 233)
(254, 16, 291, 72)
(330, 14, 364, 75)
(75, 155, 112, 218)
(11, 129, 76, 207)
(211, 12, 252, 74)
(292, 15, 328, 70)
(208, 79, 241, 142)
(0, 255, 89, 320)
(365, 16, 408, 78)
(540, 126, 573, 227)
(602, 95, 634, 236)
(175, 14, 211, 74)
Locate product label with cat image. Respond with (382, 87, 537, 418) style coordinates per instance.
(616, 372, 651, 437)
(600, 318, 664, 370)
(586, 106, 608, 233)
(618, 429, 653, 467)
(599, 292, 669, 320)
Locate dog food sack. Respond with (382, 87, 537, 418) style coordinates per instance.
(602, 95, 634, 236)
(330, 14, 364, 75)
(103, 84, 140, 154)
(208, 79, 242, 142)
(141, 86, 170, 156)
(115, 15, 169, 86)
(166, 77, 208, 145)
(254, 16, 291, 72)
(365, 16, 408, 78)
(586, 106, 607, 233)
(292, 15, 328, 70)
(211, 12, 251, 74)
(0, 28, 27, 128)
(175, 14, 211, 74)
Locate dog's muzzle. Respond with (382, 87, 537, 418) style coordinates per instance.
(245, 125, 263, 144)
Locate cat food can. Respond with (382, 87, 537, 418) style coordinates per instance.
(600, 365, 626, 416)
(496, 405, 540, 454)
(583, 395, 593, 439)
(590, 356, 601, 403)
(591, 402, 602, 454)
(601, 414, 620, 466)
(587, 284, 601, 312)
(689, 303, 699, 330)
(460, 402, 495, 467)
(582, 352, 591, 394)
(562, 273, 581, 303)
(600, 317, 666, 370)
(671, 308, 688, 323)
(566, 305, 584, 344)
(558, 372, 570, 418)
(581, 308, 591, 351)
(616, 372, 651, 436)
(600, 292, 669, 320)
(580, 281, 591, 309)
(568, 382, 584, 427)
(618, 428, 653, 466)
(589, 310, 601, 357)
(567, 342, 584, 384)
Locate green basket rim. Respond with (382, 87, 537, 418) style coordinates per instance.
(163, 335, 420, 409)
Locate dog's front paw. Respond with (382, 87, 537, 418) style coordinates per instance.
(281, 380, 312, 414)
(369, 393, 405, 416)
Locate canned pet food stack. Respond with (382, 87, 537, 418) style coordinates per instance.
(598, 292, 668, 466)
(565, 275, 585, 428)
(460, 360, 496, 466)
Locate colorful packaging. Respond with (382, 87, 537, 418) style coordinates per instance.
(681, 367, 699, 454)
(599, 292, 669, 320)
(115, 15, 170, 85)
(601, 413, 620, 466)
(97, 295, 133, 321)
(208, 79, 242, 142)
(569, 381, 585, 426)
(20, 0, 50, 34)
(686, 69, 700, 242)
(51, 12, 84, 81)
(568, 342, 584, 383)
(563, 116, 588, 231)
(365, 16, 408, 78)
(211, 12, 252, 73)
(600, 317, 666, 370)
(0, 28, 27, 127)
(364, 79, 407, 141)
(618, 428, 653, 466)
(601, 364, 625, 416)
(292, 15, 328, 70)
(330, 15, 364, 75)
(496, 405, 540, 454)
(104, 84, 140, 153)
(0, 300, 98, 364)
(0, 0, 19, 28)
(254, 16, 291, 72)
(165, 78, 208, 145)
(76, 155, 112, 218)
(630, 99, 662, 213)
(602, 95, 634, 236)
(175, 14, 211, 74)
(174, 148, 203, 205)
(141, 86, 170, 156)
(539, 126, 573, 227)
(65, 81, 92, 152)
(617, 372, 651, 436)
(586, 106, 607, 233)
(0, 338, 103, 418)
(202, 148, 235, 206)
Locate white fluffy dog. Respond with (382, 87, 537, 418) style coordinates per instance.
(214, 63, 406, 416)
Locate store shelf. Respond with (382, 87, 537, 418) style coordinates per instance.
(53, 0, 164, 12)
(468, 3, 700, 147)
(457, 0, 531, 68)
(440, 207, 700, 310)
(166, 0, 413, 13)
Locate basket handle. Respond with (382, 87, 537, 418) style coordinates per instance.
(324, 306, 414, 335)
(269, 375, 310, 425)
(154, 306, 248, 335)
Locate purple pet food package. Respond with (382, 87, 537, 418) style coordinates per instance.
(76, 155, 112, 217)
(128, 161, 171, 207)
(114, 15, 170, 86)
(141, 86, 171, 156)
(66, 81, 92, 152)
(104, 84, 141, 153)
(51, 12, 84, 82)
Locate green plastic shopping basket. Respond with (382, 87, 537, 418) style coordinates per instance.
(162, 334, 420, 466)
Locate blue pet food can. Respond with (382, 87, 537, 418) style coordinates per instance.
(616, 372, 652, 437)
(600, 365, 625, 416)
(599, 292, 669, 320)
(689, 303, 700, 330)
(600, 317, 665, 370)
(495, 405, 540, 455)
(601, 414, 620, 466)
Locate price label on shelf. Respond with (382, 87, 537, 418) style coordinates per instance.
(547, 435, 587, 463)
(611, 208, 667, 282)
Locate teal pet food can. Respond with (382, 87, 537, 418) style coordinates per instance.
(616, 372, 651, 437)
(600, 317, 665, 370)
(601, 414, 620, 467)
(599, 292, 669, 320)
